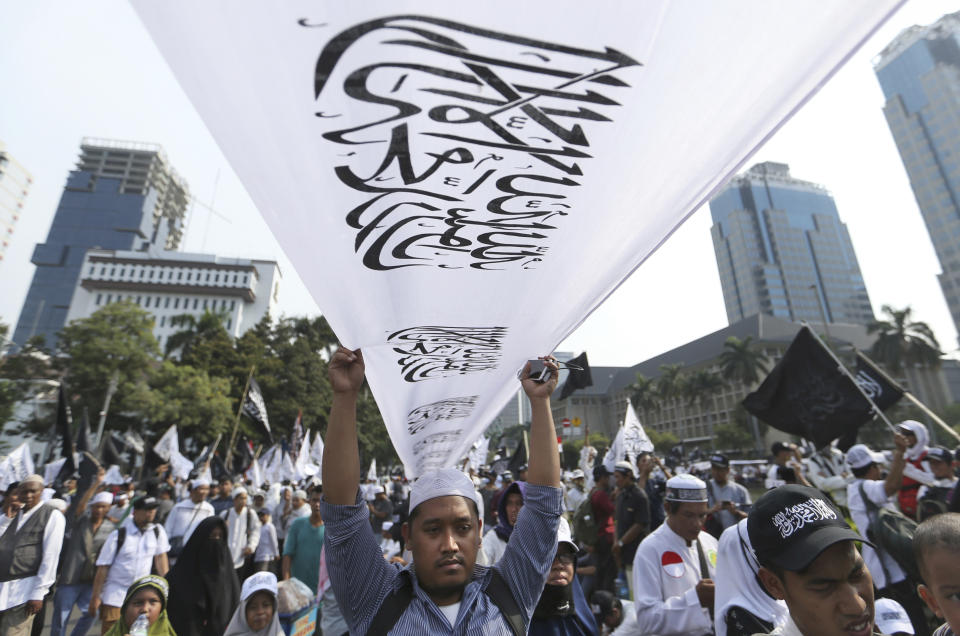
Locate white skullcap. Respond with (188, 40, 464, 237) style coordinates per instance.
(665, 474, 708, 502)
(293, 489, 307, 499)
(240, 571, 278, 601)
(191, 478, 211, 489)
(571, 469, 585, 480)
(233, 487, 248, 498)
(21, 474, 44, 487)
(91, 492, 114, 506)
(381, 521, 394, 532)
(374, 485, 386, 495)
(409, 468, 481, 514)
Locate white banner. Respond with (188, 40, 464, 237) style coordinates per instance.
(153, 425, 179, 463)
(0, 443, 36, 491)
(44, 457, 68, 486)
(603, 400, 654, 473)
(133, 1, 903, 475)
(466, 436, 490, 473)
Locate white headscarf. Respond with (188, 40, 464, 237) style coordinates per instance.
(223, 572, 282, 636)
(899, 420, 929, 461)
(714, 519, 789, 636)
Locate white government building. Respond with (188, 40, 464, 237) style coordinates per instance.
(65, 247, 281, 353)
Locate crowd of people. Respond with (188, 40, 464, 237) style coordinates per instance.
(1, 350, 960, 636)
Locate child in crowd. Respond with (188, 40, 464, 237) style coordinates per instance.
(224, 571, 281, 636)
(104, 575, 175, 636)
(254, 508, 280, 573)
(914, 512, 960, 636)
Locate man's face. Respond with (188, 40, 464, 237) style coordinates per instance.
(402, 496, 481, 601)
(613, 471, 629, 489)
(666, 501, 708, 543)
(930, 458, 954, 479)
(573, 477, 585, 490)
(191, 485, 209, 503)
(760, 541, 873, 636)
(221, 481, 233, 497)
(636, 454, 653, 477)
(776, 450, 791, 464)
(292, 496, 305, 508)
(233, 493, 247, 512)
(18, 482, 42, 511)
(309, 493, 323, 517)
(504, 492, 523, 527)
(65, 479, 77, 492)
(918, 545, 960, 631)
(603, 605, 623, 629)
(711, 465, 729, 484)
(132, 507, 157, 529)
(90, 502, 110, 521)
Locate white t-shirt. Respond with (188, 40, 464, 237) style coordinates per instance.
(96, 519, 171, 607)
(846, 479, 906, 589)
(439, 601, 461, 627)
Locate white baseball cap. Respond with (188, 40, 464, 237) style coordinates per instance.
(846, 444, 886, 470)
(409, 468, 481, 515)
(557, 517, 578, 553)
(873, 598, 913, 635)
(571, 469, 585, 480)
(382, 521, 394, 532)
(241, 571, 278, 601)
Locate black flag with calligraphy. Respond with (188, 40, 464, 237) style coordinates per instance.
(559, 352, 594, 401)
(243, 378, 272, 441)
(742, 326, 875, 449)
(854, 352, 905, 411)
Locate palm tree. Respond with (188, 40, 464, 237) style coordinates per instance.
(718, 336, 769, 388)
(164, 310, 231, 359)
(867, 305, 942, 374)
(684, 369, 725, 408)
(629, 373, 658, 416)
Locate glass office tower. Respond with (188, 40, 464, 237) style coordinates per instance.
(874, 11, 960, 336)
(12, 138, 189, 349)
(709, 162, 874, 326)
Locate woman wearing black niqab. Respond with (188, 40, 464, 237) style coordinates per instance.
(165, 515, 241, 636)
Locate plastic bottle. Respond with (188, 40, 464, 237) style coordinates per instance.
(130, 613, 149, 636)
(616, 571, 629, 600)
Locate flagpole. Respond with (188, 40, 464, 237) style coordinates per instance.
(855, 350, 960, 444)
(225, 365, 255, 468)
(800, 322, 897, 437)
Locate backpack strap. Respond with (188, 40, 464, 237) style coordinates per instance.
(366, 568, 524, 636)
(366, 570, 414, 636)
(108, 527, 127, 566)
(485, 569, 524, 636)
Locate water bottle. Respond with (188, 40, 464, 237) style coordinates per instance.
(616, 571, 629, 600)
(130, 613, 149, 636)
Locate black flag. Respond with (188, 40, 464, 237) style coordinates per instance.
(231, 437, 255, 475)
(854, 352, 905, 411)
(56, 384, 75, 463)
(742, 326, 875, 449)
(508, 434, 528, 475)
(243, 378, 273, 441)
(76, 409, 92, 454)
(102, 433, 127, 470)
(559, 352, 594, 400)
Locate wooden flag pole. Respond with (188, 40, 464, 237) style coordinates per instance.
(225, 365, 255, 468)
(902, 391, 960, 443)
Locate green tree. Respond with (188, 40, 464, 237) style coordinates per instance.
(656, 364, 686, 402)
(683, 369, 724, 408)
(867, 305, 942, 374)
(648, 429, 679, 454)
(629, 373, 658, 414)
(57, 302, 159, 429)
(141, 361, 234, 445)
(713, 421, 754, 452)
(718, 336, 769, 387)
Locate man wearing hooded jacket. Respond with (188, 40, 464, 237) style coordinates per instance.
(897, 420, 936, 519)
(480, 481, 527, 565)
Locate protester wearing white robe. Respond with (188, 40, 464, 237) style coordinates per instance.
(632, 474, 716, 636)
(222, 489, 261, 570)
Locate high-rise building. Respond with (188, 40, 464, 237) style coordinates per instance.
(709, 162, 874, 326)
(874, 11, 960, 335)
(64, 248, 281, 354)
(13, 138, 189, 349)
(0, 142, 33, 266)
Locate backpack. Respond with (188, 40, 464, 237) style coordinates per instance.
(857, 482, 920, 582)
(572, 493, 599, 548)
(918, 486, 953, 522)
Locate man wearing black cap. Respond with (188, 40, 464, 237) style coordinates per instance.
(749, 485, 877, 636)
(612, 460, 649, 599)
(705, 454, 750, 534)
(90, 496, 169, 632)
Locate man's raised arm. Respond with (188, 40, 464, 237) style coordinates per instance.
(522, 357, 562, 488)
(322, 347, 365, 505)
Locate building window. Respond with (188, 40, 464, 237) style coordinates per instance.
(157, 335, 163, 348)
(233, 274, 238, 284)
(160, 315, 165, 327)
(226, 318, 231, 330)
(137, 296, 142, 305)
(187, 272, 192, 281)
(140, 269, 145, 279)
(110, 267, 116, 276)
(164, 297, 170, 309)
(149, 269, 154, 279)
(96, 293, 102, 305)
(174, 298, 180, 309)
(158, 270, 164, 280)
(120, 268, 125, 277)
(145, 297, 151, 308)
(193, 298, 198, 309)
(203, 299, 208, 309)
(244, 275, 248, 284)
(178, 272, 183, 281)
(101, 267, 106, 275)
(156, 296, 161, 307)
(231, 300, 236, 310)
(206, 273, 211, 282)
(215, 274, 219, 283)
(106, 294, 112, 304)
(89, 266, 95, 275)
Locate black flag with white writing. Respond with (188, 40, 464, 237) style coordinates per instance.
(742, 326, 874, 449)
(854, 352, 905, 412)
(243, 377, 273, 441)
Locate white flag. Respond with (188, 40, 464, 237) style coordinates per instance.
(294, 434, 318, 481)
(367, 459, 378, 482)
(310, 431, 325, 466)
(103, 465, 126, 486)
(153, 425, 179, 462)
(245, 457, 264, 488)
(169, 450, 193, 481)
(579, 445, 596, 491)
(134, 1, 903, 475)
(622, 400, 654, 463)
(43, 457, 68, 487)
(0, 443, 36, 490)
